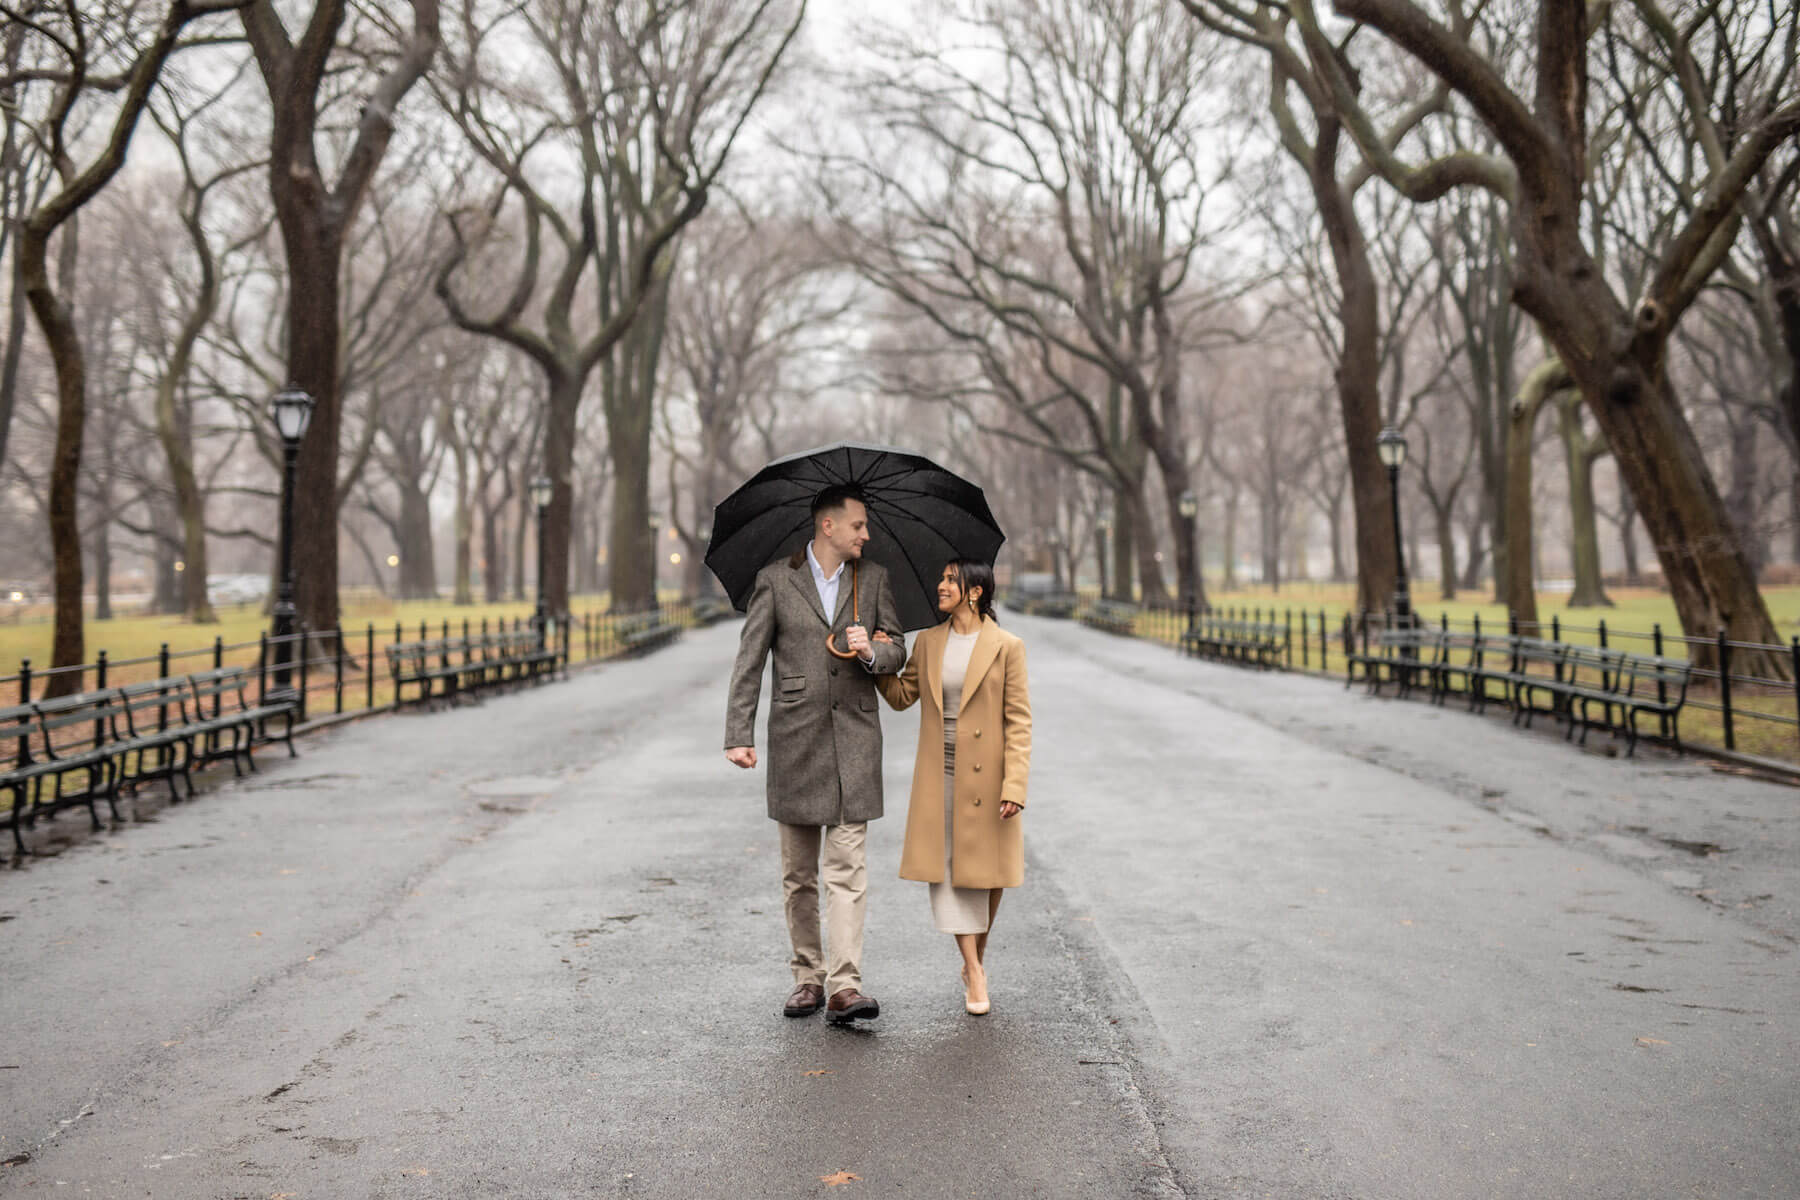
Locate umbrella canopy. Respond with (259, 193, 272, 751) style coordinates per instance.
(705, 441, 1006, 632)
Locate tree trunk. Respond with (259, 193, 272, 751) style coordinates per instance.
(1434, 501, 1458, 601)
(1459, 515, 1486, 591)
(22, 229, 86, 694)
(1325, 489, 1348, 582)
(1504, 361, 1561, 636)
(152, 534, 181, 615)
(1259, 484, 1282, 591)
(397, 480, 436, 599)
(452, 447, 473, 606)
(1313, 129, 1397, 615)
(480, 498, 502, 603)
(284, 229, 346, 632)
(1219, 490, 1239, 589)
(1558, 391, 1612, 608)
(92, 519, 113, 622)
(1723, 415, 1766, 578)
(1618, 488, 1643, 585)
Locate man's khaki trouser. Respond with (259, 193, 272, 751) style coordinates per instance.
(778, 821, 867, 997)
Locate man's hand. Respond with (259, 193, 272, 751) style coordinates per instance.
(845, 624, 872, 660)
(725, 746, 758, 769)
(999, 802, 1022, 819)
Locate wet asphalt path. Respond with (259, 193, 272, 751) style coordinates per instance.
(1, 613, 1795, 1198)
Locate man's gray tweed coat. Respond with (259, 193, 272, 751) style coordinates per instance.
(724, 554, 907, 825)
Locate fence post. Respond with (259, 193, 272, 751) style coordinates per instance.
(297, 622, 311, 724)
(1284, 609, 1293, 667)
(1654, 624, 1667, 707)
(335, 626, 346, 714)
(16, 659, 31, 767)
(1717, 628, 1734, 751)
(213, 635, 224, 671)
(157, 642, 172, 730)
(366, 623, 376, 711)
(93, 649, 109, 750)
(1598, 619, 1608, 649)
(1792, 638, 1800, 752)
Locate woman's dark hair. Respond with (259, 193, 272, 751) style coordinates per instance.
(947, 558, 998, 623)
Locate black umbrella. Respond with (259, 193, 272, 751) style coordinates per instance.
(705, 441, 1006, 633)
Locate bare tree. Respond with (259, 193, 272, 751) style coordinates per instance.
(830, 0, 1251, 609)
(4, 0, 250, 690)
(239, 0, 439, 633)
(434, 0, 803, 614)
(1320, 0, 1799, 666)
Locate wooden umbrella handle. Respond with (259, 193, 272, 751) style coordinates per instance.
(824, 563, 862, 659)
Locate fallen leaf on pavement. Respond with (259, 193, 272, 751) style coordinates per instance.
(1635, 1037, 1669, 1047)
(804, 1069, 834, 1077)
(820, 1170, 860, 1186)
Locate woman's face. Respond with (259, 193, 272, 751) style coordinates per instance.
(936, 565, 965, 613)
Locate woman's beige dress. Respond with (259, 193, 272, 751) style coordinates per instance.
(930, 628, 992, 934)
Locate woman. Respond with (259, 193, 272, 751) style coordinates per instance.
(874, 559, 1031, 1015)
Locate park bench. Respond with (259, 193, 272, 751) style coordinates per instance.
(1346, 624, 1434, 697)
(184, 666, 299, 769)
(1007, 590, 1079, 619)
(387, 631, 556, 710)
(109, 677, 204, 800)
(1424, 631, 1486, 707)
(1353, 626, 1694, 757)
(1, 690, 122, 854)
(691, 597, 735, 626)
(1079, 599, 1139, 636)
(0, 670, 303, 854)
(1184, 616, 1287, 670)
(1557, 646, 1693, 755)
(614, 610, 682, 656)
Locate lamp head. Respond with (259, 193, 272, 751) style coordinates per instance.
(1178, 489, 1198, 520)
(530, 476, 553, 510)
(271, 386, 314, 444)
(1377, 425, 1408, 470)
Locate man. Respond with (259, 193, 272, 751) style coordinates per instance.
(724, 484, 906, 1024)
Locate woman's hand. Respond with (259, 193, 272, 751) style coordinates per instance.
(999, 801, 1022, 819)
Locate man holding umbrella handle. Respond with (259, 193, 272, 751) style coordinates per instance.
(724, 484, 906, 1024)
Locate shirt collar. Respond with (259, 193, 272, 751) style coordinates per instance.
(805, 541, 844, 583)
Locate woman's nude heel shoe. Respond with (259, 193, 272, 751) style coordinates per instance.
(964, 965, 990, 1016)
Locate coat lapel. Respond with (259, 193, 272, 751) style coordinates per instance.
(960, 619, 1003, 702)
(787, 562, 829, 627)
(924, 623, 946, 715)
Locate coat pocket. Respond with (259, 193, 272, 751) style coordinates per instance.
(777, 674, 806, 702)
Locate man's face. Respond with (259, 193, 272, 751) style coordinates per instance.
(822, 498, 870, 559)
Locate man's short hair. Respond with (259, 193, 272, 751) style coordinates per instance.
(811, 484, 867, 525)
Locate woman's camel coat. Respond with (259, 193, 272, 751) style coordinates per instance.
(875, 616, 1031, 889)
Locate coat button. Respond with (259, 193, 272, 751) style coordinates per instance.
(973, 798, 981, 806)
(832, 701, 839, 710)
(831, 666, 839, 676)
(973, 763, 982, 773)
(974, 729, 982, 738)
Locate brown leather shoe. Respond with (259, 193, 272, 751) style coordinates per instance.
(825, 988, 880, 1024)
(783, 982, 825, 1017)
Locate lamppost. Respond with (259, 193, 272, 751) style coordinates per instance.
(1178, 488, 1199, 634)
(1047, 528, 1064, 592)
(1376, 425, 1412, 624)
(269, 386, 314, 703)
(648, 511, 663, 607)
(530, 475, 552, 643)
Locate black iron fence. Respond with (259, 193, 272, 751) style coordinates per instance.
(5, 601, 695, 757)
(1035, 591, 1800, 765)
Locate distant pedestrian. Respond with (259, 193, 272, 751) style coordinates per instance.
(874, 558, 1031, 1015)
(723, 484, 907, 1025)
